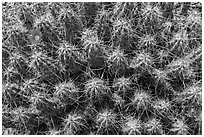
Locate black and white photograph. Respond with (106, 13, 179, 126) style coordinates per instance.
(1, 1, 202, 135)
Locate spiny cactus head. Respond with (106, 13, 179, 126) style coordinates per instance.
(170, 117, 190, 135)
(62, 112, 86, 134)
(122, 116, 142, 135)
(144, 117, 164, 134)
(85, 77, 109, 101)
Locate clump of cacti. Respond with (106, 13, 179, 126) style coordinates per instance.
(2, 2, 202, 135)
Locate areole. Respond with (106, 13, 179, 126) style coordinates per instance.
(28, 28, 42, 44)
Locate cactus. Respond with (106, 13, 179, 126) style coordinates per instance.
(2, 2, 202, 135)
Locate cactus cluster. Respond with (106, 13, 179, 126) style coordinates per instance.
(2, 2, 202, 135)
